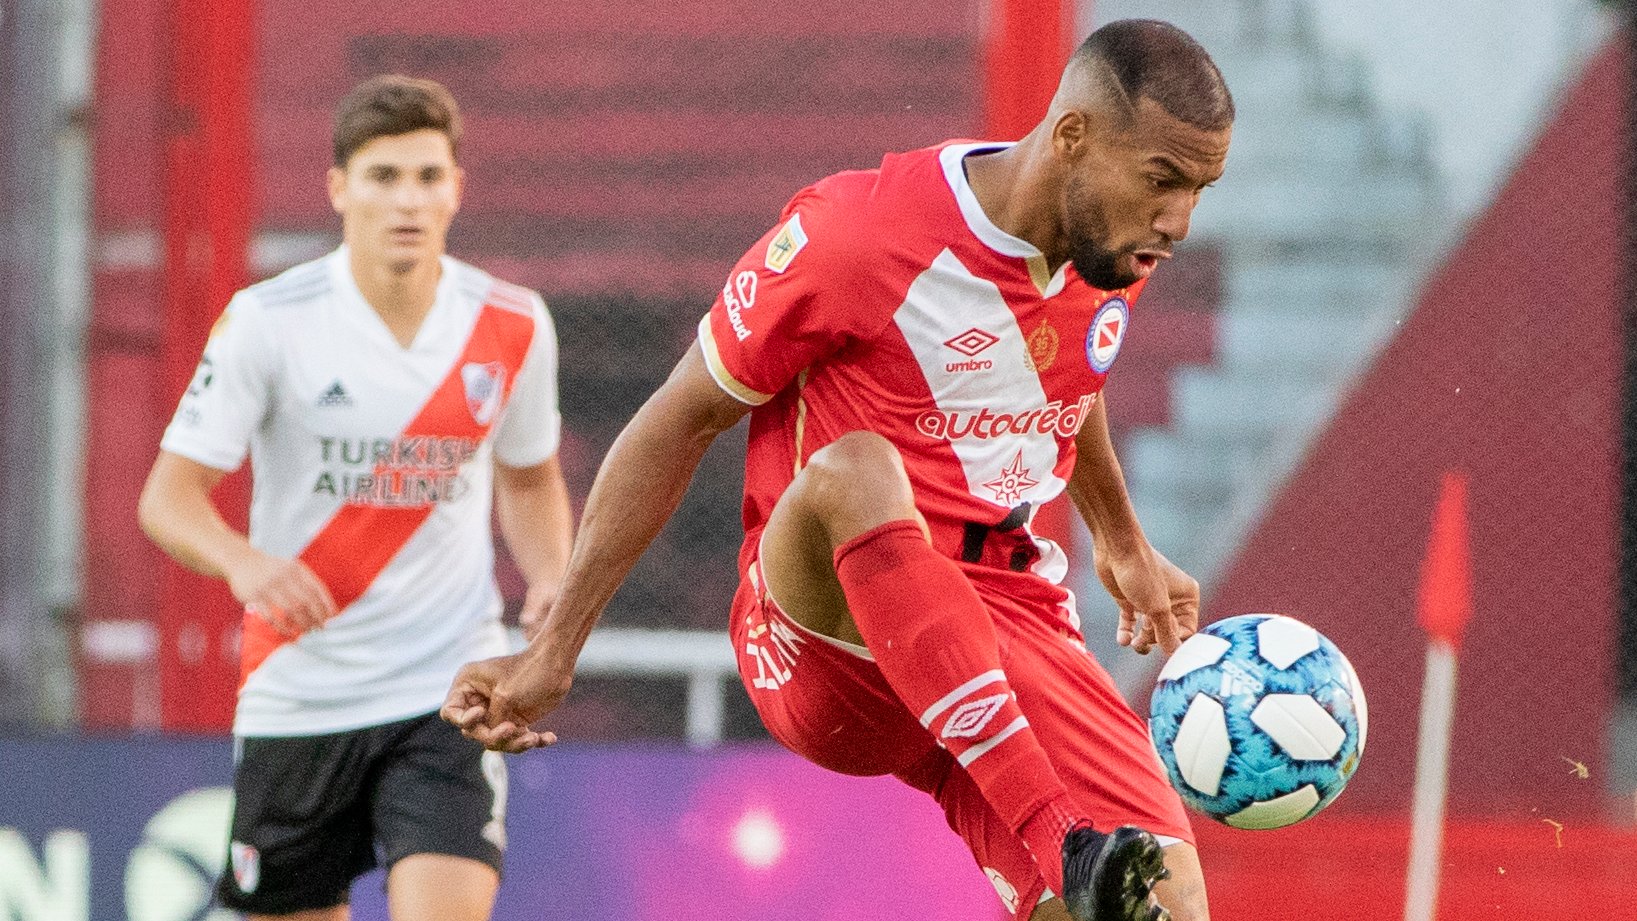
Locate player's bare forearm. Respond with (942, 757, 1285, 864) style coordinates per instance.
(1066, 394, 1147, 551)
(140, 451, 337, 632)
(494, 455, 574, 604)
(137, 450, 260, 582)
(519, 343, 750, 674)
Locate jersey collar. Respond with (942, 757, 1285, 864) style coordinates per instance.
(939, 142, 1070, 298)
(328, 245, 459, 350)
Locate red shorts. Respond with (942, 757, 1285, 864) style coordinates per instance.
(730, 558, 1193, 920)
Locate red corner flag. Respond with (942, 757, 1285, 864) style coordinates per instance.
(1416, 470, 1473, 649)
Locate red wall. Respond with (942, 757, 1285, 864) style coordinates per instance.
(1209, 42, 1624, 819)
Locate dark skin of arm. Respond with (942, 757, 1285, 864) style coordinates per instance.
(443, 344, 748, 751)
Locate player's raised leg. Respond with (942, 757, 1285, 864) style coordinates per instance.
(758, 430, 1168, 919)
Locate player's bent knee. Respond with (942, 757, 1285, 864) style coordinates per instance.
(806, 431, 904, 477)
(799, 431, 915, 516)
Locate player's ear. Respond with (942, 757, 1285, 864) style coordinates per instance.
(326, 165, 348, 215)
(1051, 110, 1090, 161)
(451, 165, 466, 213)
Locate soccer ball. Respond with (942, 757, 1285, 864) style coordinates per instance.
(1148, 614, 1367, 829)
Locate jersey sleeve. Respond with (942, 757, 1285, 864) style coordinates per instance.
(159, 292, 275, 472)
(492, 294, 563, 467)
(697, 182, 878, 405)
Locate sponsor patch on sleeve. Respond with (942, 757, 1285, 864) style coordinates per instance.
(764, 213, 809, 274)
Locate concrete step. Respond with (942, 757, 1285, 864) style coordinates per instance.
(1228, 105, 1437, 175)
(1209, 229, 1434, 272)
(1170, 368, 1341, 436)
(1192, 173, 1438, 241)
(1213, 44, 1373, 112)
(1124, 432, 1262, 494)
(1225, 110, 1380, 172)
(1121, 497, 1222, 572)
(1095, 0, 1456, 593)
(1216, 257, 1413, 311)
(1211, 310, 1385, 372)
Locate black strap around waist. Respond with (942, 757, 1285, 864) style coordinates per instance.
(960, 502, 1039, 572)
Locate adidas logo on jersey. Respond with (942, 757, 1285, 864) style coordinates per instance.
(316, 380, 352, 407)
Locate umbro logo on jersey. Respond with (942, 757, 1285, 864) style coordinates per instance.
(942, 693, 1011, 739)
(316, 380, 352, 407)
(944, 328, 1000, 357)
(944, 328, 1000, 373)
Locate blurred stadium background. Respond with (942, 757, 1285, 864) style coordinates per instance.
(1, 0, 1633, 918)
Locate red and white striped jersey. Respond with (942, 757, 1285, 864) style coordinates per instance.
(161, 247, 561, 736)
(700, 142, 1146, 631)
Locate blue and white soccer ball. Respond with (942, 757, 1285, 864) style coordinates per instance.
(1149, 614, 1367, 830)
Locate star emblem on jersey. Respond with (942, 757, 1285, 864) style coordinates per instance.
(944, 327, 1000, 357)
(984, 451, 1039, 506)
(1085, 297, 1129, 372)
(462, 362, 506, 426)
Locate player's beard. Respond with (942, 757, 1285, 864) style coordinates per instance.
(1063, 175, 1139, 291)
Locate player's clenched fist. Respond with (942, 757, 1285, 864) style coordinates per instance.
(441, 652, 569, 754)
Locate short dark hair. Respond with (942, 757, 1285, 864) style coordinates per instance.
(332, 74, 462, 167)
(1076, 19, 1234, 132)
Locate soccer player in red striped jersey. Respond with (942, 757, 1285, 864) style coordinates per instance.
(139, 75, 573, 920)
(447, 19, 1231, 921)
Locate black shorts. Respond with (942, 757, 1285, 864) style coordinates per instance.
(216, 710, 507, 914)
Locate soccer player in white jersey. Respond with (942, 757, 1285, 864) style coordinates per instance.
(138, 75, 572, 920)
(447, 19, 1230, 921)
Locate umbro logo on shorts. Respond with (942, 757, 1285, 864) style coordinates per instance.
(316, 380, 352, 407)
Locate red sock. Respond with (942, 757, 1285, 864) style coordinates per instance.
(833, 519, 1081, 894)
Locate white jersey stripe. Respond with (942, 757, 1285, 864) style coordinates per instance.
(892, 249, 1067, 511)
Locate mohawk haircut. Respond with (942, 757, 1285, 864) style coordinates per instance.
(1075, 19, 1235, 132)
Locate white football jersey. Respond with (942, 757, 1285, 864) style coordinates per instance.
(161, 247, 562, 736)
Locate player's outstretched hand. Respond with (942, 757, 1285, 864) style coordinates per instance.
(440, 652, 568, 754)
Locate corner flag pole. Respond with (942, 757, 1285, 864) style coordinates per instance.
(1403, 471, 1473, 921)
